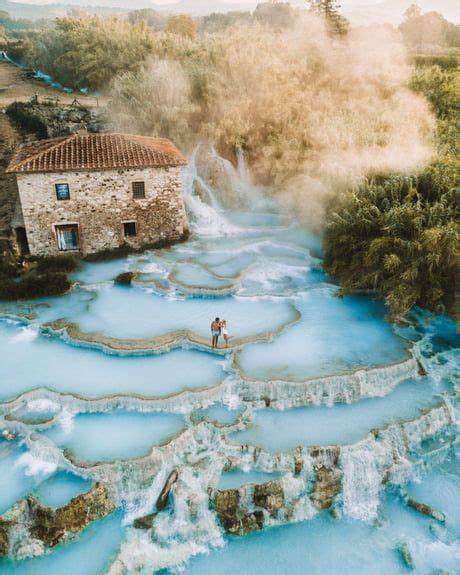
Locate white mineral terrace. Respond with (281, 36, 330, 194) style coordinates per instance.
(0, 150, 458, 575)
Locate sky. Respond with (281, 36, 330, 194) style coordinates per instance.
(6, 0, 459, 24)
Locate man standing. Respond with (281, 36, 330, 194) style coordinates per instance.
(211, 317, 221, 348)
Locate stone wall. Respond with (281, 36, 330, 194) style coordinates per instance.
(16, 166, 189, 256)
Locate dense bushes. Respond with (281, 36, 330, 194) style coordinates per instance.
(324, 62, 459, 320)
(324, 176, 458, 318)
(6, 101, 48, 139)
(0, 272, 71, 300)
(34, 254, 79, 274)
(28, 16, 155, 90)
(0, 255, 78, 301)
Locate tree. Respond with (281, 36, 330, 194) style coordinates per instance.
(166, 15, 197, 40)
(29, 16, 155, 90)
(399, 6, 460, 48)
(308, 0, 349, 36)
(253, 2, 296, 30)
(128, 9, 166, 31)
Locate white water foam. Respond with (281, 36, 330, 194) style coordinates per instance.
(341, 443, 381, 522)
(10, 325, 39, 344)
(26, 399, 61, 414)
(16, 452, 58, 477)
(183, 149, 241, 238)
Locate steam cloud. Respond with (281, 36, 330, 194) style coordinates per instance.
(110, 13, 436, 227)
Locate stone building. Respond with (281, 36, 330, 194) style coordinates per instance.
(6, 131, 189, 257)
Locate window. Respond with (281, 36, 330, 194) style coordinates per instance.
(132, 181, 145, 199)
(55, 183, 70, 200)
(123, 221, 137, 237)
(56, 224, 79, 251)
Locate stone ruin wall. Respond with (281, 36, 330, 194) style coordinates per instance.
(16, 166, 189, 256)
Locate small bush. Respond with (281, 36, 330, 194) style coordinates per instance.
(114, 272, 135, 285)
(6, 102, 48, 139)
(0, 272, 71, 300)
(35, 254, 79, 274)
(0, 260, 19, 280)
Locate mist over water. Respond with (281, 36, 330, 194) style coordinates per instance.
(111, 12, 435, 228)
(0, 148, 457, 574)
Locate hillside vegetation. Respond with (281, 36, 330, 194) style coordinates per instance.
(0, 1, 458, 320)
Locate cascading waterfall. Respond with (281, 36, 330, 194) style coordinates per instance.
(0, 149, 458, 575)
(182, 147, 240, 237)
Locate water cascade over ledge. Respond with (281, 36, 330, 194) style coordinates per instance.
(0, 147, 458, 575)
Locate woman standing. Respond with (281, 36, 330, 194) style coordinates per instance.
(221, 320, 230, 348)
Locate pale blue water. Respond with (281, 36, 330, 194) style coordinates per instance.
(237, 289, 409, 380)
(33, 471, 93, 507)
(0, 444, 44, 514)
(0, 513, 125, 574)
(229, 375, 450, 451)
(56, 285, 297, 340)
(42, 410, 187, 462)
(179, 492, 460, 575)
(0, 167, 457, 574)
(0, 320, 224, 400)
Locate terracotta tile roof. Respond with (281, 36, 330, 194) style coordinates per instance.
(6, 132, 187, 174)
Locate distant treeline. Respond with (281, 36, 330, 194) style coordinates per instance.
(0, 2, 458, 320)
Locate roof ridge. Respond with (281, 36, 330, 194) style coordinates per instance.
(7, 131, 187, 174)
(10, 133, 77, 173)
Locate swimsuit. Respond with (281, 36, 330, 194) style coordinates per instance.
(212, 329, 220, 337)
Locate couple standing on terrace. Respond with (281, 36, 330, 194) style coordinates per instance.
(211, 318, 230, 348)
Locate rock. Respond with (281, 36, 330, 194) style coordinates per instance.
(133, 513, 156, 530)
(114, 271, 136, 285)
(253, 481, 284, 516)
(214, 489, 240, 520)
(238, 510, 264, 535)
(398, 542, 415, 570)
(293, 448, 304, 476)
(0, 483, 115, 558)
(0, 519, 12, 555)
(213, 489, 264, 535)
(309, 447, 342, 510)
(407, 498, 445, 523)
(416, 359, 427, 376)
(6, 100, 107, 139)
(156, 469, 179, 512)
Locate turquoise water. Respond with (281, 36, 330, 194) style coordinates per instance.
(229, 375, 450, 451)
(0, 320, 224, 400)
(237, 289, 409, 380)
(0, 159, 457, 574)
(0, 512, 125, 575)
(33, 471, 93, 507)
(41, 410, 187, 462)
(179, 491, 460, 575)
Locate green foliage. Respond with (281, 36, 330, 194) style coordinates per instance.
(199, 11, 251, 34)
(253, 2, 297, 30)
(324, 62, 459, 320)
(0, 259, 19, 281)
(0, 272, 71, 300)
(414, 54, 459, 70)
(324, 175, 458, 318)
(28, 15, 155, 90)
(128, 9, 166, 31)
(35, 254, 79, 274)
(308, 0, 349, 36)
(6, 101, 48, 139)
